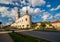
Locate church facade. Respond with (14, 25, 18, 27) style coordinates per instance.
(11, 9, 32, 29)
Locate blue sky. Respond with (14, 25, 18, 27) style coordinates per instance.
(0, 0, 60, 25)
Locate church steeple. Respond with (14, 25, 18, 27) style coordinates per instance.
(26, 8, 28, 15)
(17, 8, 20, 18)
(26, 0, 29, 15)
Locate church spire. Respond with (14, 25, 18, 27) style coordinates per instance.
(26, 7, 28, 15)
(17, 8, 20, 18)
(26, 0, 29, 15)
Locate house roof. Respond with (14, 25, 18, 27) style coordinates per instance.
(51, 20, 60, 24)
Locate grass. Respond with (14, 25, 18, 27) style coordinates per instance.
(9, 32, 50, 42)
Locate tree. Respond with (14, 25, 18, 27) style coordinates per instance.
(0, 21, 2, 29)
(41, 22, 46, 31)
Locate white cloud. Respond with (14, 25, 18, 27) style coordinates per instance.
(55, 13, 60, 17)
(34, 8, 42, 14)
(42, 10, 45, 12)
(0, 0, 21, 5)
(21, 0, 46, 7)
(21, 0, 26, 5)
(0, 7, 9, 17)
(42, 12, 50, 21)
(21, 6, 34, 15)
(8, 7, 18, 20)
(6, 22, 12, 25)
(0, 0, 13, 4)
(0, 6, 41, 21)
(21, 6, 43, 16)
(46, 4, 51, 8)
(50, 5, 60, 11)
(48, 15, 53, 19)
(0, 0, 46, 7)
(29, 0, 46, 7)
(48, 13, 60, 21)
(50, 8, 55, 11)
(8, 18, 12, 21)
(0, 6, 18, 25)
(21, 6, 52, 21)
(55, 5, 60, 10)
(0, 6, 18, 20)
(0, 6, 8, 12)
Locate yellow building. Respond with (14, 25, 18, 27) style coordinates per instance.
(36, 22, 41, 26)
(34, 22, 41, 29)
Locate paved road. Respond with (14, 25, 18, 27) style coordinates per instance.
(0, 33, 14, 42)
(17, 30, 60, 42)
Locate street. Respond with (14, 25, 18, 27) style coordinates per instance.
(17, 30, 60, 42)
(0, 30, 60, 42)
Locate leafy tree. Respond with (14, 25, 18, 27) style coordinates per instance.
(0, 21, 2, 29)
(41, 22, 46, 31)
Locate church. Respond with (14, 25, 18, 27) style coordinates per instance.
(11, 9, 32, 29)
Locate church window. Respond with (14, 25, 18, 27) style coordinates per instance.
(22, 25, 24, 27)
(20, 25, 21, 27)
(25, 18, 27, 21)
(27, 24, 29, 28)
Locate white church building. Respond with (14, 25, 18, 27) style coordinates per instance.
(11, 9, 32, 29)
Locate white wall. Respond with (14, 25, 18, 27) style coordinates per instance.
(11, 14, 31, 28)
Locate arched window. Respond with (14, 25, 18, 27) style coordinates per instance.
(20, 25, 21, 27)
(22, 25, 24, 27)
(25, 18, 27, 21)
(27, 25, 29, 28)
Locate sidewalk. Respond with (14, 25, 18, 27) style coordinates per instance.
(0, 33, 14, 42)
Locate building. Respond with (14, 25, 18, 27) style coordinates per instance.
(50, 20, 60, 30)
(31, 22, 42, 29)
(11, 9, 32, 29)
(35, 22, 41, 29)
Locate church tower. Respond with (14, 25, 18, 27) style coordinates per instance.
(26, 8, 29, 15)
(16, 8, 20, 20)
(17, 8, 20, 18)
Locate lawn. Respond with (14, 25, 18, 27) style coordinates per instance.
(9, 32, 50, 42)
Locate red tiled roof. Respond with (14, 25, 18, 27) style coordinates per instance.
(51, 20, 60, 23)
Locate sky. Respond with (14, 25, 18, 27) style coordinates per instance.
(0, 0, 60, 25)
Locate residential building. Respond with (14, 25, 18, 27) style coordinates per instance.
(50, 20, 60, 30)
